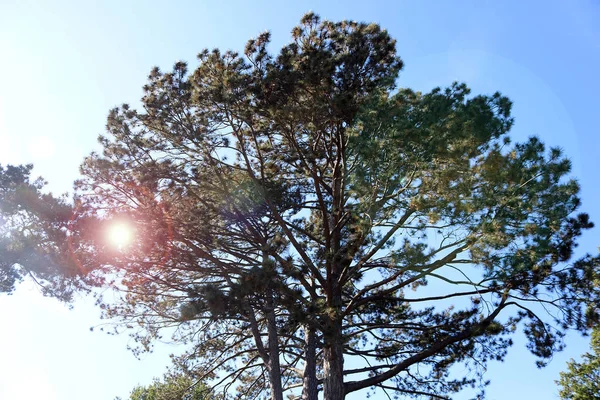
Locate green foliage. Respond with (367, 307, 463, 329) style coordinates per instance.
(557, 325, 600, 399)
(124, 373, 213, 400)
(67, 13, 600, 400)
(0, 164, 78, 299)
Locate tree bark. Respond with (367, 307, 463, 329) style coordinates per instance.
(323, 319, 345, 400)
(302, 324, 318, 400)
(266, 291, 284, 400)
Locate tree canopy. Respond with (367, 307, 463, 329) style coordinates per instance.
(0, 164, 78, 299)
(121, 373, 213, 400)
(66, 13, 600, 400)
(557, 327, 600, 399)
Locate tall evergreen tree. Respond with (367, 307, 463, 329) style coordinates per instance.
(69, 13, 600, 400)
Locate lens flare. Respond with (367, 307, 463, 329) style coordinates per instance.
(107, 221, 134, 249)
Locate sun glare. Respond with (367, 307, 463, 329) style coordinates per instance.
(107, 222, 134, 249)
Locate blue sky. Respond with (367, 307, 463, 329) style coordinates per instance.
(0, 0, 599, 399)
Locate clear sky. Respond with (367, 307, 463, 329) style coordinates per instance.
(1, 0, 599, 399)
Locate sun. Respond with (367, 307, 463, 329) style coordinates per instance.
(107, 221, 135, 249)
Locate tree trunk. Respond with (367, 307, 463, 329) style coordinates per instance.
(302, 324, 318, 400)
(323, 319, 345, 400)
(324, 124, 346, 400)
(266, 292, 284, 400)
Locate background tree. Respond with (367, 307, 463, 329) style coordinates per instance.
(120, 372, 214, 400)
(557, 323, 600, 399)
(0, 163, 78, 299)
(69, 13, 600, 400)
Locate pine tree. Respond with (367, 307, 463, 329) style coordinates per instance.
(557, 326, 600, 399)
(69, 13, 600, 400)
(0, 164, 78, 298)
(122, 372, 214, 400)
